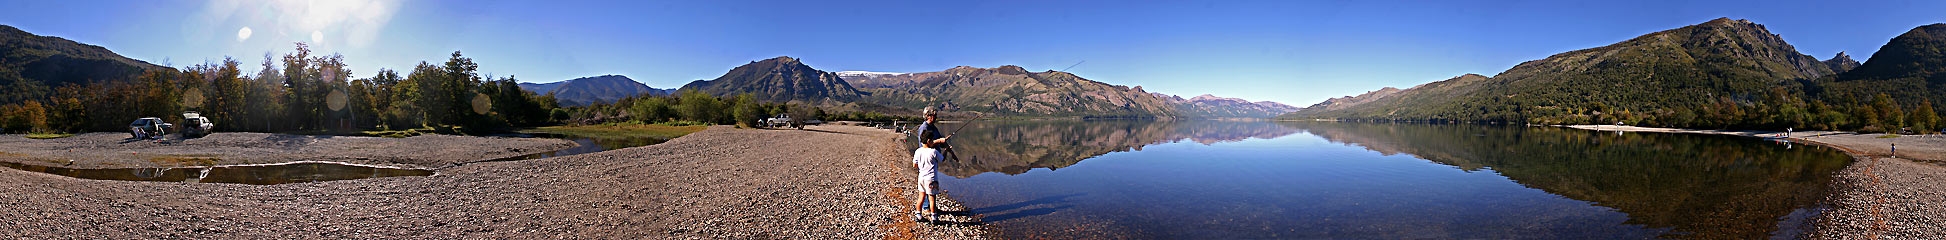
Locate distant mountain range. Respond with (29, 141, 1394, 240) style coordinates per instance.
(504, 56, 1300, 118)
(846, 65, 1180, 117)
(517, 75, 668, 106)
(549, 56, 1299, 118)
(1283, 18, 1927, 125)
(835, 65, 1297, 117)
(1173, 94, 1302, 118)
(0, 24, 169, 103)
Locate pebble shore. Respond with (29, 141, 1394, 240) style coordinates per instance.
(0, 125, 988, 238)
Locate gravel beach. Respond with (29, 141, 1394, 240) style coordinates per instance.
(0, 125, 988, 239)
(0, 132, 577, 169)
(1564, 125, 1946, 238)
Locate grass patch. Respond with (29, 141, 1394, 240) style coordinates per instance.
(149, 155, 221, 166)
(24, 133, 75, 139)
(1878, 134, 1902, 139)
(522, 122, 706, 140)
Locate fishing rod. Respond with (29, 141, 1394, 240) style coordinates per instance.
(945, 112, 988, 137)
(937, 103, 998, 162)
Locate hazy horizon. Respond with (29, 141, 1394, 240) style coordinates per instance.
(4, 0, 1945, 106)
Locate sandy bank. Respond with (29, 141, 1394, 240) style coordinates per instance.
(0, 125, 986, 238)
(1562, 125, 1946, 238)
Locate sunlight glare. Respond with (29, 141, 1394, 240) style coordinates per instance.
(235, 27, 252, 42)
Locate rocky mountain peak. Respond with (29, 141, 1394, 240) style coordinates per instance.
(680, 56, 864, 103)
(995, 65, 1029, 75)
(1824, 51, 1862, 73)
(766, 56, 799, 64)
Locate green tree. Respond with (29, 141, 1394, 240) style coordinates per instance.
(731, 93, 761, 127)
(676, 89, 721, 123)
(407, 62, 447, 126)
(438, 51, 480, 126)
(244, 53, 287, 132)
(630, 96, 673, 123)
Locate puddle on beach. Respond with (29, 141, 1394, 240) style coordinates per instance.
(1, 133, 668, 185)
(0, 161, 432, 185)
(481, 133, 670, 163)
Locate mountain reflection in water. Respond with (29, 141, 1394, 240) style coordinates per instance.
(929, 120, 1300, 178)
(936, 120, 1851, 239)
(1283, 122, 1850, 239)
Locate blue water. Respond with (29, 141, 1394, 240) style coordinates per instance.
(930, 121, 1848, 239)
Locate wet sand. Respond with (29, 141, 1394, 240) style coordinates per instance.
(1563, 125, 1946, 238)
(0, 125, 988, 238)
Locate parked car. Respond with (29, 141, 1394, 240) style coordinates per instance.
(129, 117, 172, 139)
(764, 114, 801, 129)
(181, 111, 215, 138)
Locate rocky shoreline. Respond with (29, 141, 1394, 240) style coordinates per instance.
(0, 125, 988, 238)
(1563, 125, 1946, 238)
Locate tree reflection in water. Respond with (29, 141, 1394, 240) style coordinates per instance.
(1283, 122, 1849, 239)
(933, 120, 1300, 178)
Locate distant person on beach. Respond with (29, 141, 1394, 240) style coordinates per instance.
(912, 107, 950, 223)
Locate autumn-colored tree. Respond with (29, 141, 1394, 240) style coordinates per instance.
(1912, 101, 1939, 133)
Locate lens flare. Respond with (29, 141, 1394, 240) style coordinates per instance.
(327, 89, 348, 111)
(235, 27, 252, 42)
(471, 93, 492, 115)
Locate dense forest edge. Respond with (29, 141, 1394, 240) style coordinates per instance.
(0, 42, 918, 136)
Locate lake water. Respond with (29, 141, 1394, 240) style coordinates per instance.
(924, 120, 1850, 239)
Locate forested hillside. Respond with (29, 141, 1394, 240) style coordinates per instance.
(1283, 19, 1946, 133)
(0, 25, 168, 104)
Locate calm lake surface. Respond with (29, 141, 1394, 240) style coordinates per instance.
(925, 120, 1850, 239)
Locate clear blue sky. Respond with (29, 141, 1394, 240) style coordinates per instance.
(4, 0, 1944, 106)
